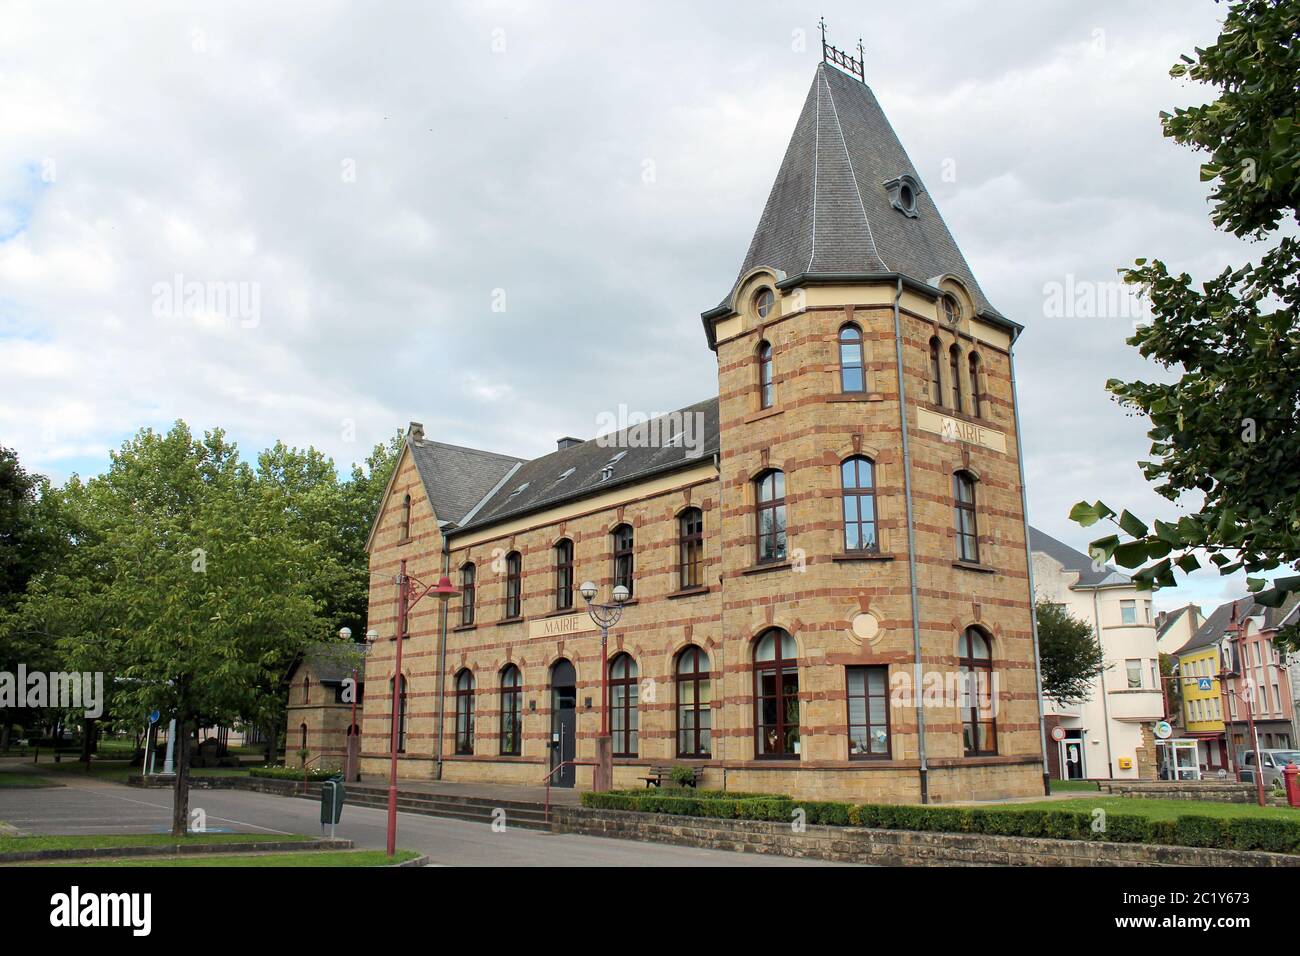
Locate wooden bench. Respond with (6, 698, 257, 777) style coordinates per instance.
(641, 765, 704, 789)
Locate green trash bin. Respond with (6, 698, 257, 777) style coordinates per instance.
(320, 775, 345, 836)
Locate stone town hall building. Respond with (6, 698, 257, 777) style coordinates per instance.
(357, 57, 1046, 802)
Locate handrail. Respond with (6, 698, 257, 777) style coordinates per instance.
(543, 759, 597, 823)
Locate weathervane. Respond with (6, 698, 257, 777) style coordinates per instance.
(818, 16, 866, 83)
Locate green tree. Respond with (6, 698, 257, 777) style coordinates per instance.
(1071, 0, 1300, 642)
(1035, 601, 1107, 706)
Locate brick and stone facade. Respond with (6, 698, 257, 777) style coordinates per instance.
(353, 60, 1047, 803)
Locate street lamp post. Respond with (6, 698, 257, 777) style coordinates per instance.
(385, 559, 458, 856)
(580, 581, 630, 792)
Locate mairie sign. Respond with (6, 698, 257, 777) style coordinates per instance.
(916, 408, 1007, 453)
(527, 614, 598, 641)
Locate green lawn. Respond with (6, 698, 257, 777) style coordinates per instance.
(1000, 796, 1300, 821)
(0, 773, 62, 788)
(45, 849, 422, 867)
(1049, 780, 1099, 793)
(29, 760, 251, 783)
(0, 832, 310, 855)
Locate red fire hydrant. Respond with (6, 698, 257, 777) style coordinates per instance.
(1285, 764, 1300, 808)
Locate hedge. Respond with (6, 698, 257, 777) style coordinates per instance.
(604, 789, 786, 801)
(579, 792, 1300, 855)
(249, 765, 338, 782)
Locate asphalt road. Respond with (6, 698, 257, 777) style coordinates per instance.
(0, 778, 844, 867)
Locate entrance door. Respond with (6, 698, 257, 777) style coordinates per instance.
(550, 659, 577, 788)
(1059, 738, 1085, 779)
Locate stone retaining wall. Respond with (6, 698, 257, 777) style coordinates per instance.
(1101, 780, 1289, 806)
(551, 806, 1300, 867)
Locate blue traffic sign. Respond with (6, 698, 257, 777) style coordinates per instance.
(148, 710, 160, 724)
(1198, 677, 1213, 691)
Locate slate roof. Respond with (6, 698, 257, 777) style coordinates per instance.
(1177, 593, 1300, 655)
(289, 642, 367, 685)
(408, 439, 524, 526)
(1029, 526, 1131, 588)
(1156, 604, 1199, 642)
(712, 62, 1001, 319)
(438, 397, 720, 535)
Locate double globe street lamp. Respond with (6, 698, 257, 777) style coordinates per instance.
(580, 580, 630, 792)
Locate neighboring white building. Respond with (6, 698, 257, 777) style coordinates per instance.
(1155, 603, 1205, 657)
(1031, 528, 1167, 780)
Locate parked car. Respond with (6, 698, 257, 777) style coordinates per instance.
(1238, 749, 1300, 787)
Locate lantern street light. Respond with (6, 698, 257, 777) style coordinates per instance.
(580, 580, 630, 792)
(337, 626, 376, 783)
(384, 560, 458, 856)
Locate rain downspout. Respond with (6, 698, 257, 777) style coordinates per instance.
(434, 533, 451, 779)
(892, 277, 928, 803)
(1009, 347, 1053, 795)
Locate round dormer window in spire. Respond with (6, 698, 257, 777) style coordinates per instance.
(754, 288, 775, 319)
(884, 174, 922, 218)
(941, 293, 961, 326)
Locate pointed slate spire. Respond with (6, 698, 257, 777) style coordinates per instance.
(720, 62, 1001, 319)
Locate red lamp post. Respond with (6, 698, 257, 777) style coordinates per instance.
(386, 559, 458, 857)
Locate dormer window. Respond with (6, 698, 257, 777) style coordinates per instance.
(884, 174, 922, 218)
(753, 288, 775, 319)
(941, 293, 961, 326)
(505, 482, 530, 502)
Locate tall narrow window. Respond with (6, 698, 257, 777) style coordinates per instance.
(609, 653, 638, 757)
(612, 524, 634, 596)
(400, 493, 411, 541)
(754, 629, 799, 758)
(841, 456, 878, 552)
(677, 507, 704, 590)
(959, 628, 997, 756)
(758, 341, 775, 409)
(754, 470, 787, 564)
(454, 669, 475, 755)
(300, 723, 308, 751)
(847, 666, 890, 758)
(504, 551, 522, 619)
(554, 539, 574, 610)
(928, 337, 943, 405)
(499, 665, 522, 755)
(391, 675, 407, 753)
(676, 647, 712, 758)
(954, 472, 979, 563)
(968, 352, 982, 417)
(301, 675, 310, 704)
(839, 324, 865, 393)
(460, 562, 476, 626)
(949, 344, 962, 411)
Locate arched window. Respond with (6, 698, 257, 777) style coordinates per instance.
(841, 456, 878, 553)
(754, 470, 787, 564)
(460, 562, 476, 626)
(504, 551, 522, 619)
(609, 653, 638, 757)
(754, 628, 799, 758)
(928, 337, 943, 405)
(677, 507, 704, 590)
(554, 539, 574, 610)
(400, 493, 411, 541)
(299, 723, 308, 751)
(301, 675, 310, 704)
(676, 647, 712, 758)
(454, 669, 475, 755)
(612, 524, 634, 596)
(949, 344, 962, 411)
(941, 293, 961, 325)
(838, 324, 865, 393)
(954, 471, 979, 563)
(758, 341, 775, 409)
(754, 287, 775, 318)
(968, 352, 982, 418)
(391, 675, 407, 753)
(959, 627, 997, 756)
(499, 665, 522, 756)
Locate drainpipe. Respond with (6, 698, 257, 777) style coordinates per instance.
(891, 277, 928, 803)
(434, 534, 451, 779)
(1092, 588, 1115, 778)
(1009, 348, 1052, 796)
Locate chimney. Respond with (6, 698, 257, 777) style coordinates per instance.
(408, 421, 425, 443)
(556, 436, 583, 451)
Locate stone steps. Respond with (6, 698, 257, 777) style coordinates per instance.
(328, 784, 554, 831)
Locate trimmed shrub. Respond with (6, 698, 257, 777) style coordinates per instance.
(249, 765, 336, 782)
(1172, 815, 1230, 850)
(1226, 817, 1300, 854)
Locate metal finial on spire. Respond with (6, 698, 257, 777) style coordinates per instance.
(818, 19, 866, 84)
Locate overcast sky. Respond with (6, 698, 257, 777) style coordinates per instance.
(1, 0, 1271, 615)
